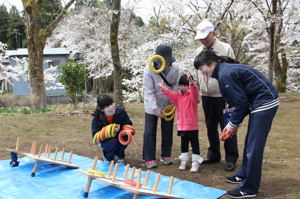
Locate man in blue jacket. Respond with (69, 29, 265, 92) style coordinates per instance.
(194, 49, 279, 198)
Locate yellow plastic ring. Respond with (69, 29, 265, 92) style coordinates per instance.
(164, 113, 175, 121)
(88, 168, 105, 177)
(163, 105, 176, 116)
(148, 55, 166, 74)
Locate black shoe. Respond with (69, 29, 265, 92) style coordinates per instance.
(226, 175, 244, 184)
(225, 162, 236, 171)
(201, 157, 220, 164)
(227, 188, 257, 198)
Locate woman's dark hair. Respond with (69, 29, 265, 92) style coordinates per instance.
(92, 94, 114, 118)
(193, 49, 238, 69)
(178, 74, 189, 86)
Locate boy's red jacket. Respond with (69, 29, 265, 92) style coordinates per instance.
(162, 82, 199, 131)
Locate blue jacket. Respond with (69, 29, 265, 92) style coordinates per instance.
(212, 63, 279, 128)
(91, 107, 133, 138)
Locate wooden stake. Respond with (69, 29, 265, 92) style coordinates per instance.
(38, 144, 43, 158)
(153, 173, 161, 193)
(136, 169, 142, 189)
(16, 137, 20, 151)
(129, 167, 136, 181)
(92, 156, 98, 170)
(107, 161, 114, 177)
(84, 177, 93, 198)
(60, 148, 65, 161)
(123, 164, 130, 180)
(144, 170, 150, 187)
(53, 147, 58, 161)
(168, 176, 174, 195)
(112, 163, 119, 181)
(133, 193, 138, 199)
(68, 151, 73, 163)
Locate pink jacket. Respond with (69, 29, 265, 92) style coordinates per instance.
(162, 82, 199, 131)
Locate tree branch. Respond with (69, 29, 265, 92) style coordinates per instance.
(215, 0, 235, 30)
(42, 0, 76, 39)
(265, 0, 272, 13)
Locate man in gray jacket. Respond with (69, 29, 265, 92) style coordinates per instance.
(195, 20, 239, 171)
(143, 44, 180, 168)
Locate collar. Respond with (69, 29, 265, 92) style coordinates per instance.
(212, 63, 220, 79)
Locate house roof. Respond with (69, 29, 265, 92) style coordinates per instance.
(6, 48, 70, 56)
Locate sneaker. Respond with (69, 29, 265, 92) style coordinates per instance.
(114, 155, 124, 164)
(226, 176, 244, 184)
(145, 160, 157, 169)
(227, 188, 257, 198)
(160, 157, 173, 165)
(179, 161, 188, 170)
(190, 161, 199, 172)
(102, 156, 110, 163)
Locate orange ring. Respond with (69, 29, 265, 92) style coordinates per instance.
(122, 125, 135, 135)
(123, 179, 142, 187)
(118, 130, 132, 145)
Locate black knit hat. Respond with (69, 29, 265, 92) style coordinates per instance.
(154, 44, 176, 64)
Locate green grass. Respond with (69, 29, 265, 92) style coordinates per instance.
(0, 93, 300, 199)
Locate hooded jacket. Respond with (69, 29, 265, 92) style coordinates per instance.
(161, 82, 199, 131)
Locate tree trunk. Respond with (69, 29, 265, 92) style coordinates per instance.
(23, 1, 46, 108)
(22, 0, 75, 109)
(110, 0, 123, 107)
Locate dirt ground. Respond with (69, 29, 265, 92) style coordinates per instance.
(1, 93, 300, 199)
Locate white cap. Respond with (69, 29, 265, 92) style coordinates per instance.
(194, 20, 214, 40)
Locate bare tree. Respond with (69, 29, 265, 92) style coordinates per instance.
(110, 0, 123, 106)
(22, 0, 75, 108)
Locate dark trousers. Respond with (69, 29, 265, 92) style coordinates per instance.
(180, 130, 200, 155)
(100, 137, 127, 161)
(202, 96, 239, 163)
(237, 106, 278, 194)
(143, 113, 174, 161)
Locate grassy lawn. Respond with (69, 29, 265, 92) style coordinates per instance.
(1, 93, 300, 199)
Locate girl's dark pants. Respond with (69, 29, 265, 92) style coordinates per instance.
(101, 138, 127, 161)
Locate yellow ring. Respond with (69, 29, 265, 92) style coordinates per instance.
(88, 168, 105, 177)
(164, 113, 175, 121)
(148, 55, 166, 74)
(163, 105, 176, 116)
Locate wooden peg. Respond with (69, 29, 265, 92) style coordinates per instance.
(107, 161, 114, 177)
(92, 156, 98, 170)
(136, 169, 142, 189)
(112, 163, 119, 181)
(123, 164, 130, 180)
(133, 193, 138, 199)
(16, 137, 20, 151)
(31, 141, 37, 154)
(168, 176, 174, 195)
(144, 170, 150, 187)
(53, 147, 58, 161)
(129, 167, 136, 181)
(47, 145, 52, 158)
(38, 144, 43, 158)
(153, 173, 161, 193)
(68, 151, 73, 163)
(60, 148, 65, 161)
(31, 160, 39, 177)
(44, 144, 49, 157)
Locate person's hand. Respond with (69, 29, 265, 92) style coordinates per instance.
(220, 124, 238, 141)
(114, 124, 120, 133)
(187, 73, 195, 82)
(154, 108, 164, 118)
(156, 80, 166, 90)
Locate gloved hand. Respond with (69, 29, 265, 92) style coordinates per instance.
(220, 124, 238, 141)
(114, 124, 120, 133)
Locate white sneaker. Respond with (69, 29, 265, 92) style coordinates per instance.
(179, 161, 188, 170)
(190, 161, 199, 172)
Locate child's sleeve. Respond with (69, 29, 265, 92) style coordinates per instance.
(189, 81, 199, 103)
(161, 87, 179, 106)
(121, 109, 133, 126)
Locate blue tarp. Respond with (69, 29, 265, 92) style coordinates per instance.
(0, 153, 225, 199)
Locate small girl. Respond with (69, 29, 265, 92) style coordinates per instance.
(157, 74, 203, 172)
(91, 94, 133, 163)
